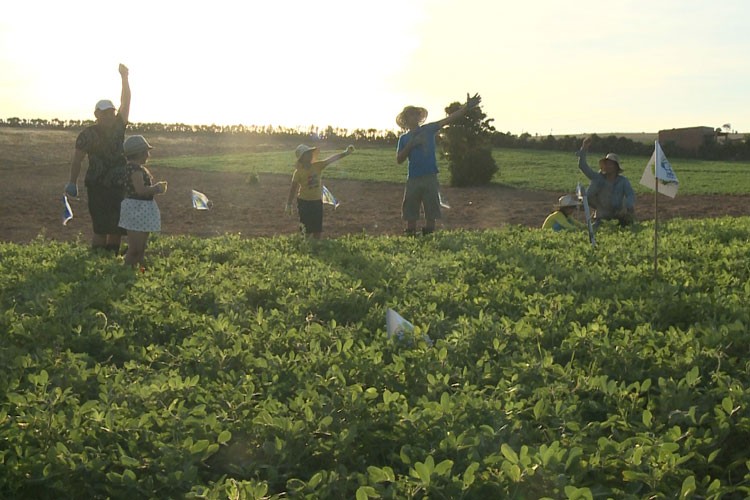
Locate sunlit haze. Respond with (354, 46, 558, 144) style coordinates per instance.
(2, 0, 749, 135)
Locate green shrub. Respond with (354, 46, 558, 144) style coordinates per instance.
(441, 98, 498, 186)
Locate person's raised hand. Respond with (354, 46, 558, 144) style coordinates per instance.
(119, 64, 129, 77)
(581, 136, 591, 151)
(465, 93, 481, 109)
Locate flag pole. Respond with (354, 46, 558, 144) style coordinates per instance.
(654, 170, 659, 278)
(654, 140, 659, 279)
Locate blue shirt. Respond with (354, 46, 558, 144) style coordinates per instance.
(577, 150, 635, 219)
(397, 122, 441, 178)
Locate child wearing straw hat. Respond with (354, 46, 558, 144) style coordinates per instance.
(285, 144, 354, 239)
(576, 137, 635, 226)
(542, 194, 584, 231)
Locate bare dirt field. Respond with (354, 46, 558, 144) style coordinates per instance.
(2, 129, 750, 244)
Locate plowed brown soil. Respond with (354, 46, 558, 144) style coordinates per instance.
(2, 129, 749, 243)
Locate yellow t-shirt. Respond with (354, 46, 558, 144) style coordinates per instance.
(292, 163, 326, 201)
(542, 211, 583, 231)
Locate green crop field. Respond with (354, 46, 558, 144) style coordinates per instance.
(153, 147, 750, 195)
(2, 219, 749, 498)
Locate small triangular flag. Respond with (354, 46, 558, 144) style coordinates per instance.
(322, 185, 340, 208)
(62, 195, 73, 225)
(191, 189, 212, 210)
(640, 140, 678, 198)
(386, 308, 433, 346)
(439, 192, 451, 209)
(386, 308, 414, 338)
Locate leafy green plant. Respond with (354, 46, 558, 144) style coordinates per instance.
(2, 219, 750, 497)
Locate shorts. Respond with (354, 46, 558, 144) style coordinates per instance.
(86, 183, 126, 235)
(119, 198, 161, 232)
(298, 198, 323, 234)
(402, 174, 441, 221)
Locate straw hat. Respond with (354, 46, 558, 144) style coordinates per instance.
(598, 153, 622, 171)
(396, 106, 428, 129)
(556, 194, 581, 209)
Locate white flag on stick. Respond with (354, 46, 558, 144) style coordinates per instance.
(640, 140, 679, 198)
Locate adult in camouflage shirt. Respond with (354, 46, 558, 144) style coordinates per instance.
(65, 63, 131, 254)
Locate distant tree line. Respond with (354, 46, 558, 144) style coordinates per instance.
(4, 117, 750, 160)
(494, 130, 750, 161)
(0, 117, 399, 146)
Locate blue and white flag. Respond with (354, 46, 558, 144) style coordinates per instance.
(191, 189, 211, 210)
(322, 185, 340, 208)
(386, 308, 433, 346)
(438, 192, 451, 209)
(640, 140, 679, 198)
(62, 195, 73, 225)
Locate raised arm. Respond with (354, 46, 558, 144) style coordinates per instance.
(118, 64, 131, 124)
(576, 137, 596, 180)
(319, 145, 355, 169)
(433, 93, 481, 128)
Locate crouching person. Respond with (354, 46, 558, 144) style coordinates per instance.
(542, 194, 584, 232)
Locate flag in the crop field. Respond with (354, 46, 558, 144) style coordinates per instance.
(191, 189, 212, 210)
(439, 191, 451, 209)
(640, 140, 678, 198)
(322, 185, 340, 208)
(62, 195, 73, 225)
(386, 308, 433, 345)
(386, 308, 414, 338)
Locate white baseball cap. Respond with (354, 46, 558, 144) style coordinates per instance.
(95, 99, 116, 112)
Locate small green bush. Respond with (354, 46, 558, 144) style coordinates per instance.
(442, 98, 498, 187)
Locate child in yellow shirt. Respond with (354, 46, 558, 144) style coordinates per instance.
(286, 144, 354, 238)
(542, 194, 584, 232)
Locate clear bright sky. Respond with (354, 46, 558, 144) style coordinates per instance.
(2, 0, 749, 135)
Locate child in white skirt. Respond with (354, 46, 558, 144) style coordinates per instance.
(118, 135, 167, 268)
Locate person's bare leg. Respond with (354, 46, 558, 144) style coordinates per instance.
(124, 231, 147, 267)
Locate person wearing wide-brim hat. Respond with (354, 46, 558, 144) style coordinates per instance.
(542, 194, 584, 231)
(396, 93, 481, 236)
(285, 143, 354, 239)
(576, 136, 635, 227)
(396, 106, 428, 130)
